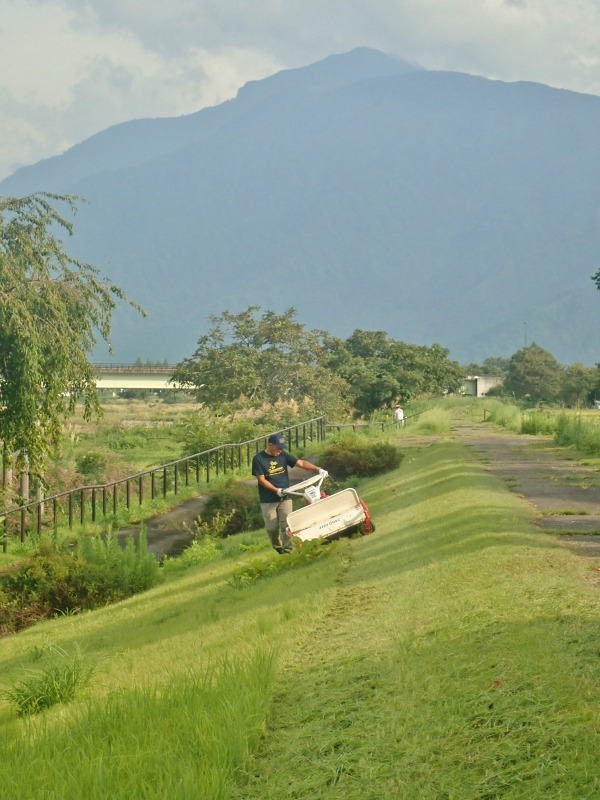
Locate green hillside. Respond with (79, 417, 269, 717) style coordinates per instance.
(0, 432, 598, 798)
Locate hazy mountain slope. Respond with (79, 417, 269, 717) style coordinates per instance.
(2, 48, 599, 365)
(2, 48, 413, 195)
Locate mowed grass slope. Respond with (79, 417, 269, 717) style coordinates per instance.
(1, 439, 599, 798)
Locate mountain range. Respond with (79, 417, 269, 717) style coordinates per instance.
(2, 47, 599, 366)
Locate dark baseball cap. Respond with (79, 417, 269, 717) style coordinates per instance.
(268, 433, 286, 449)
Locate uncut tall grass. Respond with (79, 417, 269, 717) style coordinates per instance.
(0, 651, 274, 800)
(411, 406, 451, 434)
(555, 412, 600, 454)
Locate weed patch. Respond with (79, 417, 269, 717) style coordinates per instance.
(198, 481, 262, 535)
(1, 643, 95, 716)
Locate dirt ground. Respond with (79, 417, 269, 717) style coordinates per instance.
(453, 421, 600, 560)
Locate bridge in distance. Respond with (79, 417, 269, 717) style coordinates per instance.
(95, 365, 501, 397)
(93, 364, 184, 391)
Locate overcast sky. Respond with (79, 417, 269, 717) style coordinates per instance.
(1, 0, 600, 182)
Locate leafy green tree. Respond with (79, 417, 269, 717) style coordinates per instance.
(504, 343, 563, 405)
(330, 331, 464, 415)
(560, 363, 595, 407)
(174, 311, 464, 420)
(463, 356, 510, 376)
(171, 307, 350, 419)
(0, 192, 142, 478)
(584, 364, 600, 408)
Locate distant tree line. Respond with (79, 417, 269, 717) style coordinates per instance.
(173, 310, 600, 413)
(171, 306, 465, 418)
(467, 343, 600, 407)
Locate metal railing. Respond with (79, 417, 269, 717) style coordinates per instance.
(0, 417, 326, 543)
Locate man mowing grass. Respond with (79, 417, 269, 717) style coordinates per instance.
(252, 433, 325, 553)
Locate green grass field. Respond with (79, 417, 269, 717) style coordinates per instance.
(1, 434, 599, 798)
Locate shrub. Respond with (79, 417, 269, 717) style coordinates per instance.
(320, 437, 402, 479)
(175, 416, 222, 457)
(76, 450, 108, 482)
(162, 537, 223, 574)
(0, 531, 161, 634)
(199, 482, 262, 536)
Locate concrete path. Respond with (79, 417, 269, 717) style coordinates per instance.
(453, 421, 600, 559)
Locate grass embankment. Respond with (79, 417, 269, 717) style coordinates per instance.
(1, 436, 599, 798)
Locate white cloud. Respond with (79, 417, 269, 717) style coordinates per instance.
(1, 0, 600, 180)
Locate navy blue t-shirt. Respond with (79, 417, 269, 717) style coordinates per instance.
(252, 450, 298, 503)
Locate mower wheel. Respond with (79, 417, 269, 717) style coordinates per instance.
(360, 521, 375, 535)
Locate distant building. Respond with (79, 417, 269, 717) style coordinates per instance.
(461, 375, 504, 398)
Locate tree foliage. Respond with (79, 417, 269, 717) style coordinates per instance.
(171, 307, 350, 418)
(0, 193, 142, 476)
(504, 343, 563, 404)
(463, 356, 510, 376)
(326, 330, 464, 415)
(173, 308, 464, 418)
(560, 362, 595, 408)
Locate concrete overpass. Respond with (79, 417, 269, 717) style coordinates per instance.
(93, 364, 185, 391)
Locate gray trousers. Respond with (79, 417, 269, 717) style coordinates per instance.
(260, 499, 293, 550)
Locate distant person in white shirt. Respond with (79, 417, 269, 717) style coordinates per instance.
(394, 405, 405, 426)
